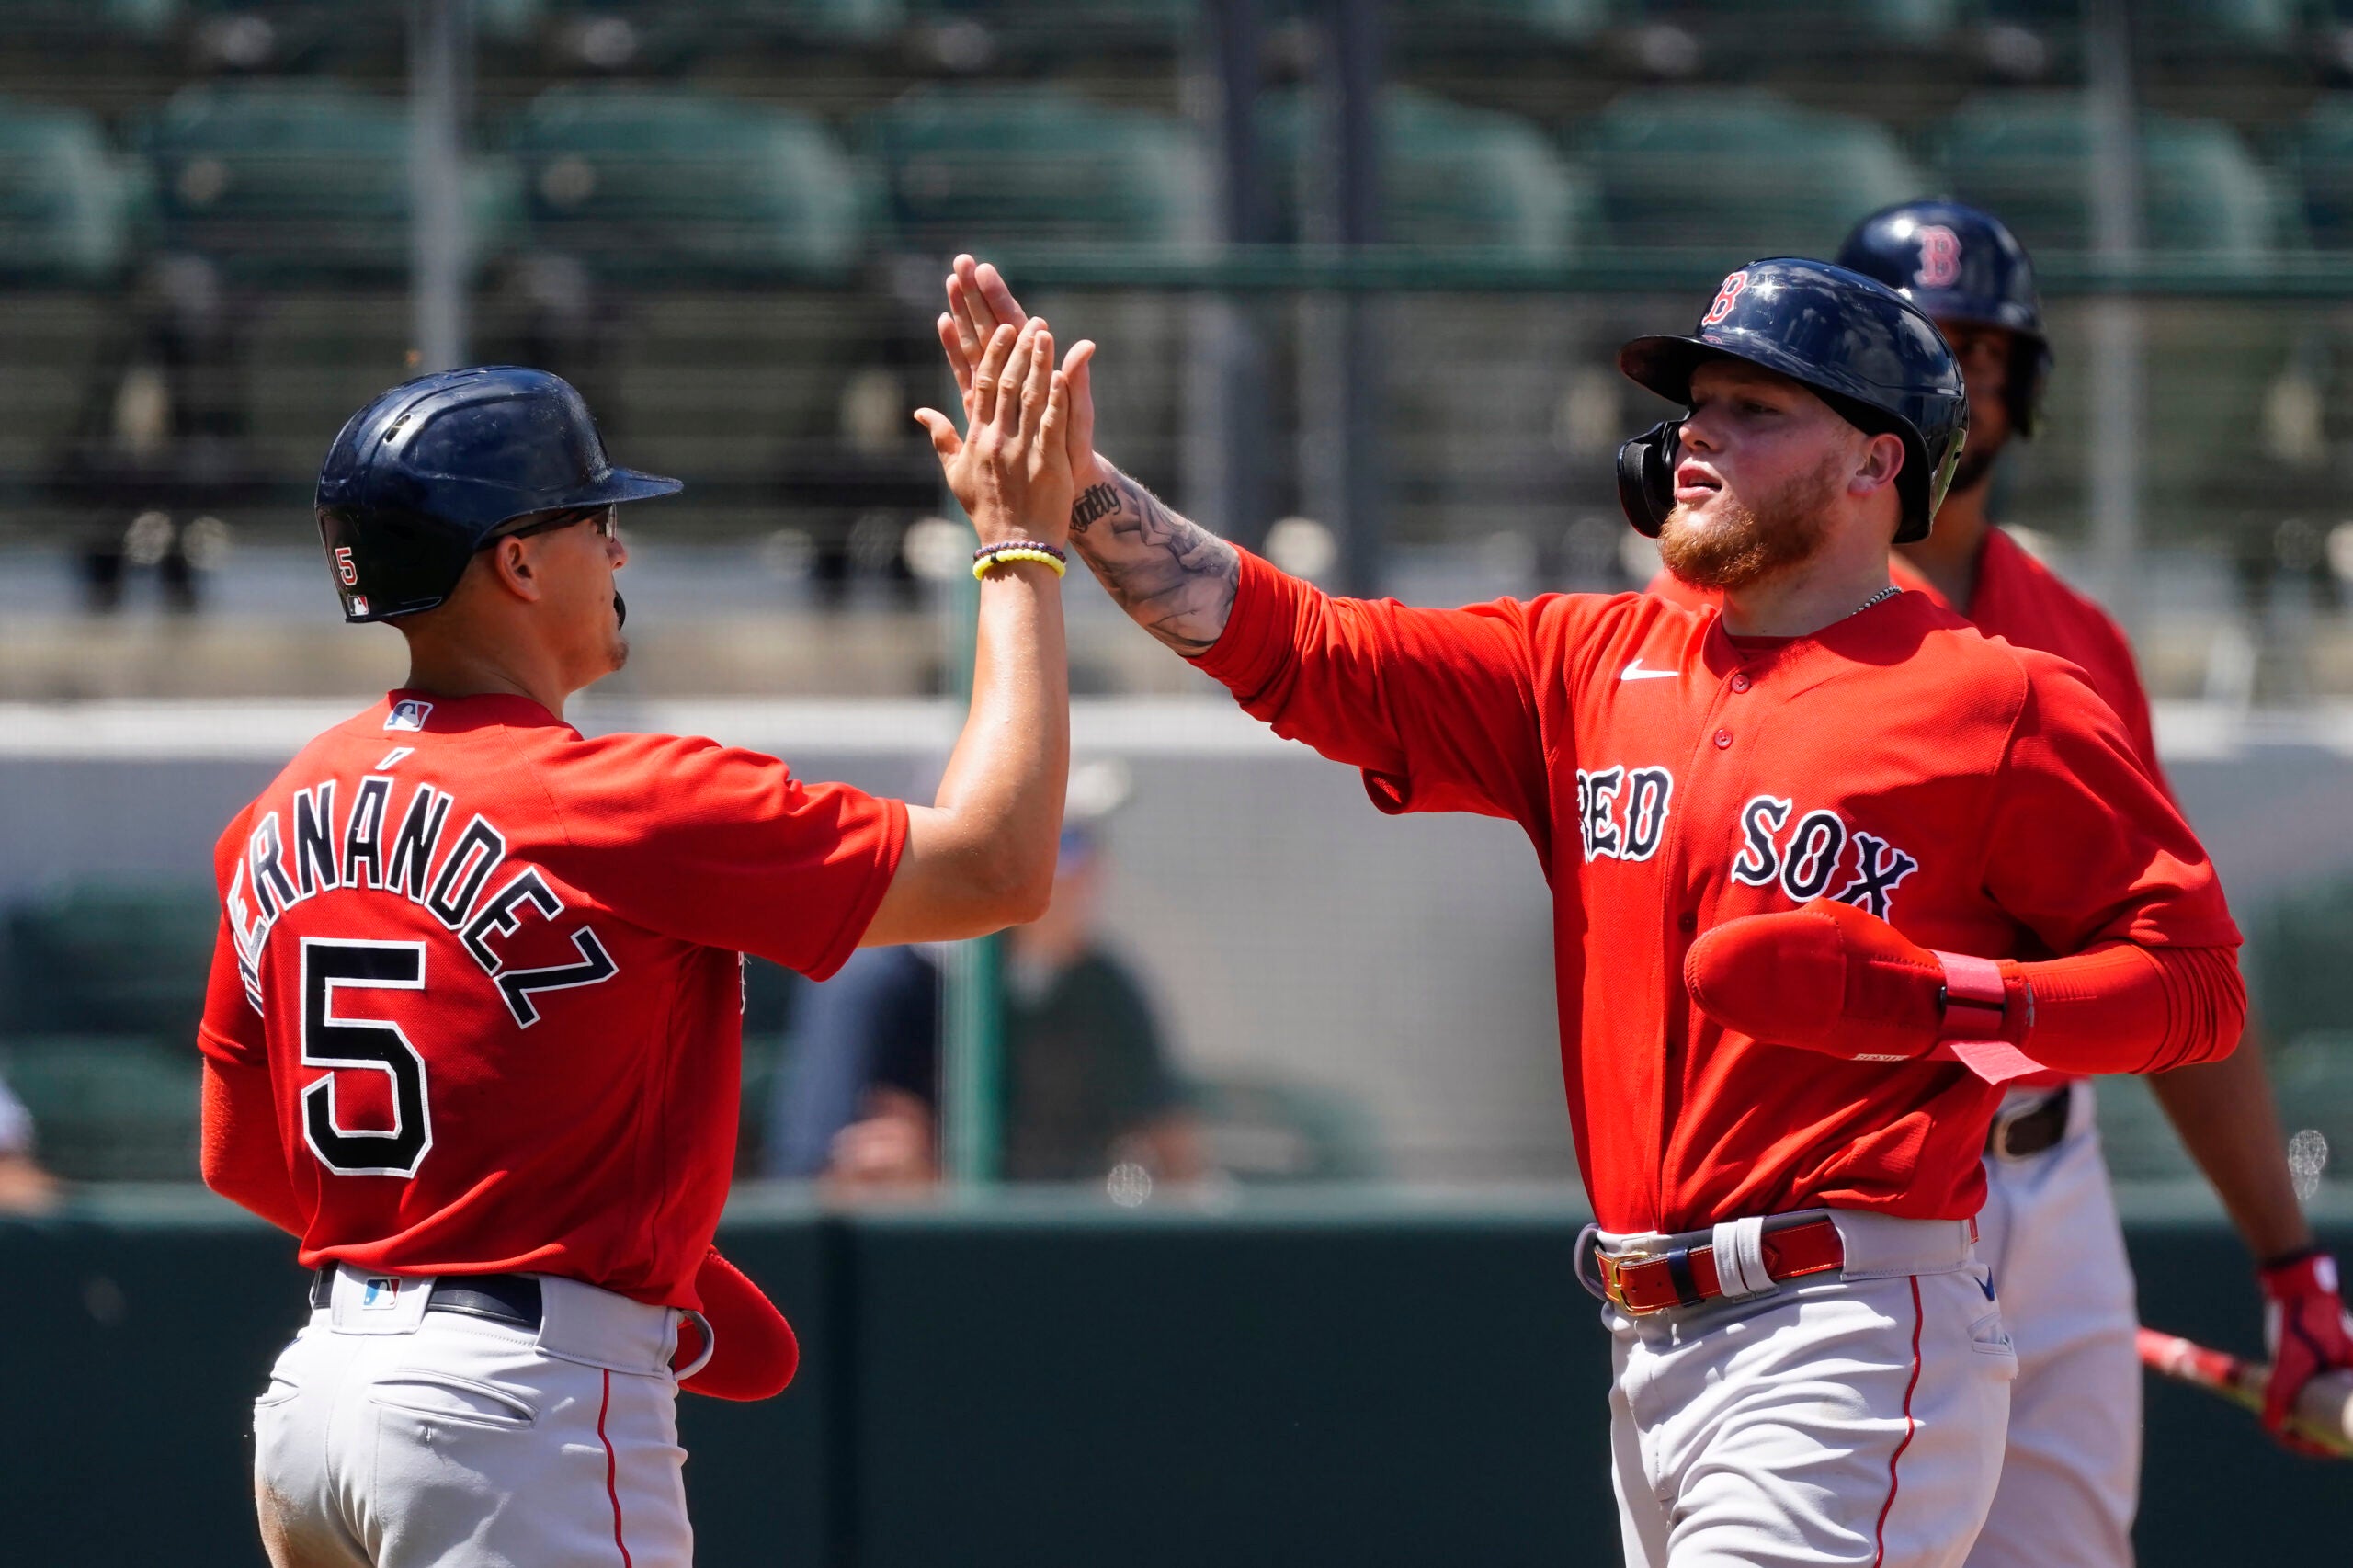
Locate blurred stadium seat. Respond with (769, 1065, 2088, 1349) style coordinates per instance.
(137, 81, 519, 279)
(0, 1035, 198, 1180)
(1929, 92, 2292, 265)
(1, 882, 217, 1040)
(0, 0, 176, 42)
(1573, 88, 1927, 256)
(861, 83, 1212, 259)
(2290, 95, 2353, 250)
(509, 85, 871, 281)
(1622, 0, 1960, 46)
(1260, 85, 1599, 257)
(0, 96, 141, 282)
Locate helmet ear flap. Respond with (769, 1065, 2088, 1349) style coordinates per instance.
(1616, 419, 1681, 539)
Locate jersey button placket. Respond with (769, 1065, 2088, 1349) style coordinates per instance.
(1713, 728, 1733, 749)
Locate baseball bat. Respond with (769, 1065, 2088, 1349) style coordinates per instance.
(2136, 1325, 2353, 1459)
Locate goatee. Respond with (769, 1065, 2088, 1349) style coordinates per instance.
(1658, 454, 1841, 593)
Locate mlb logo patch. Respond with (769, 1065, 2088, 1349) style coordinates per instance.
(349, 595, 369, 617)
(361, 1277, 402, 1310)
(384, 699, 433, 733)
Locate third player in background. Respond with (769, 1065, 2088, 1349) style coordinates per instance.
(1652, 199, 2353, 1565)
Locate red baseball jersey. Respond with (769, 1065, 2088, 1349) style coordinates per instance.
(197, 691, 905, 1306)
(1196, 551, 2236, 1235)
(1652, 528, 2172, 1091)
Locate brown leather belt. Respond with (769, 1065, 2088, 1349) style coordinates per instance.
(1595, 1217, 1847, 1315)
(1985, 1086, 2072, 1159)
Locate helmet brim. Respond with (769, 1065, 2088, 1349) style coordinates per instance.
(566, 466, 684, 507)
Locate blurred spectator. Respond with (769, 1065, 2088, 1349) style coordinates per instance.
(770, 763, 1205, 1188)
(0, 1073, 60, 1215)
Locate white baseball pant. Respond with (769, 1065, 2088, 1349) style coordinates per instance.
(1605, 1210, 2017, 1568)
(1964, 1080, 2139, 1568)
(253, 1264, 696, 1568)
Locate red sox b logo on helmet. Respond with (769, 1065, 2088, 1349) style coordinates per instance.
(335, 546, 358, 587)
(1914, 225, 1962, 289)
(1701, 270, 1748, 326)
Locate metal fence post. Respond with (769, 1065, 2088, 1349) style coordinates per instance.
(409, 0, 472, 373)
(2084, 0, 2144, 624)
(939, 503, 1004, 1186)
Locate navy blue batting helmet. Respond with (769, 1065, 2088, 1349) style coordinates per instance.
(1616, 257, 1969, 546)
(315, 366, 680, 623)
(1836, 199, 2052, 439)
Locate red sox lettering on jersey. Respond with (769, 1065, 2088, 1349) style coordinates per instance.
(198, 691, 904, 1306)
(1195, 551, 2235, 1237)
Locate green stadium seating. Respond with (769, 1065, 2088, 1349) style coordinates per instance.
(1185, 1071, 1383, 1183)
(861, 84, 1212, 258)
(2, 882, 217, 1042)
(2290, 95, 2353, 250)
(509, 86, 870, 281)
(1574, 89, 1928, 256)
(1985, 0, 2294, 50)
(1259, 86, 1600, 258)
(1393, 0, 1606, 41)
(529, 0, 902, 46)
(1928, 92, 2290, 266)
(138, 81, 519, 279)
(2253, 875, 2353, 1046)
(0, 0, 176, 41)
(0, 97, 140, 282)
(0, 1035, 199, 1182)
(1620, 0, 1959, 46)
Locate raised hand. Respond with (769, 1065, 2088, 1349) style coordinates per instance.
(914, 315, 1089, 549)
(938, 255, 1108, 493)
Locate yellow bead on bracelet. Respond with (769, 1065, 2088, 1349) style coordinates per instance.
(972, 546, 1068, 580)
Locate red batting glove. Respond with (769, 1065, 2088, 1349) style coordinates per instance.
(676, 1247, 800, 1402)
(2259, 1250, 2353, 1455)
(1685, 899, 1963, 1064)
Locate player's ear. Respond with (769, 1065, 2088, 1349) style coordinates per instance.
(1851, 432, 1905, 496)
(483, 535, 548, 605)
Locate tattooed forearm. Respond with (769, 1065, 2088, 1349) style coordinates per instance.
(1067, 471, 1239, 656)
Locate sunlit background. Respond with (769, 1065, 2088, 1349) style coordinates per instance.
(3, 5, 2351, 1562)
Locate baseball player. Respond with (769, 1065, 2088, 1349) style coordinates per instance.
(197, 326, 1085, 1566)
(942, 255, 2246, 1566)
(1648, 200, 2353, 1565)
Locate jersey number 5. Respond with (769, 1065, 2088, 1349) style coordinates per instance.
(300, 937, 431, 1178)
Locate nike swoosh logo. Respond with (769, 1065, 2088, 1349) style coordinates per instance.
(1979, 1270, 1997, 1301)
(1620, 660, 1678, 681)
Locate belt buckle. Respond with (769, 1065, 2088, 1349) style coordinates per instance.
(1597, 1242, 1704, 1315)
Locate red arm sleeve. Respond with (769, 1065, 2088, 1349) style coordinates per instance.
(1686, 900, 2241, 1075)
(535, 734, 908, 980)
(678, 1247, 800, 1401)
(1190, 548, 1554, 832)
(2003, 941, 2245, 1075)
(199, 1054, 302, 1233)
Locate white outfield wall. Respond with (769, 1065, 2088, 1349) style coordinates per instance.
(1, 698, 2349, 1182)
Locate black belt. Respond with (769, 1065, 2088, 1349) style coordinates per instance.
(1986, 1086, 2071, 1160)
(310, 1267, 542, 1330)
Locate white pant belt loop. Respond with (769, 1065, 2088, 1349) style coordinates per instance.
(1709, 1217, 1773, 1299)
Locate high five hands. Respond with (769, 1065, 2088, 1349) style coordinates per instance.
(936, 256, 1106, 496)
(914, 297, 1094, 551)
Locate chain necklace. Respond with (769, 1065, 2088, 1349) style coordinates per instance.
(1849, 583, 1902, 619)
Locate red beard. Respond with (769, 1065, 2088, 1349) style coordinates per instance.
(1657, 454, 1841, 593)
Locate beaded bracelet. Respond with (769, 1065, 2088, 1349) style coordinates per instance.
(972, 539, 1068, 580)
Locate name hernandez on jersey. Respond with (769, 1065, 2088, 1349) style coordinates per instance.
(198, 691, 906, 1306)
(226, 769, 618, 1029)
